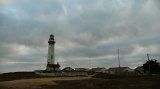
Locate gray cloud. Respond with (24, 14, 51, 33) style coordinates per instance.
(0, 0, 160, 73)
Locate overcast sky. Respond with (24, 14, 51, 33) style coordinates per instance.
(0, 0, 160, 73)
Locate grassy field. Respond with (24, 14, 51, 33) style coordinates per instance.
(0, 72, 160, 89)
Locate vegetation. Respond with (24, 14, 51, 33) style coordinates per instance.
(142, 59, 160, 74)
(0, 72, 57, 81)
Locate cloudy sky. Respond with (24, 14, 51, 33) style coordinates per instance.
(0, 0, 160, 73)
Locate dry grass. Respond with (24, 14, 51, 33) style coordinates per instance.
(0, 72, 160, 89)
(0, 77, 160, 89)
(0, 77, 90, 89)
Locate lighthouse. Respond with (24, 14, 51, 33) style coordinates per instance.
(46, 34, 60, 72)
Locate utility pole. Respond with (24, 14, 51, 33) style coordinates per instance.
(118, 48, 121, 75)
(90, 59, 92, 69)
(147, 53, 151, 74)
(118, 48, 121, 68)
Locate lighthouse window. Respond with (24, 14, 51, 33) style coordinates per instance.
(51, 55, 53, 59)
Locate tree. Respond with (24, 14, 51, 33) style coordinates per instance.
(142, 59, 160, 74)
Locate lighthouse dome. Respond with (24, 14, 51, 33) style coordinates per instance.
(50, 34, 54, 37)
(49, 34, 54, 40)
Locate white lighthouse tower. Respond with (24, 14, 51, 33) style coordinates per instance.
(46, 34, 60, 72)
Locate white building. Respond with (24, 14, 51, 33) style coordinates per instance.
(108, 67, 134, 75)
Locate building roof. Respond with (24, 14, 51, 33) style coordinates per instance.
(91, 67, 107, 72)
(108, 67, 132, 72)
(62, 67, 74, 71)
(75, 68, 89, 71)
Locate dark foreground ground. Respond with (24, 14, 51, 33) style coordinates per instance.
(0, 72, 160, 89)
